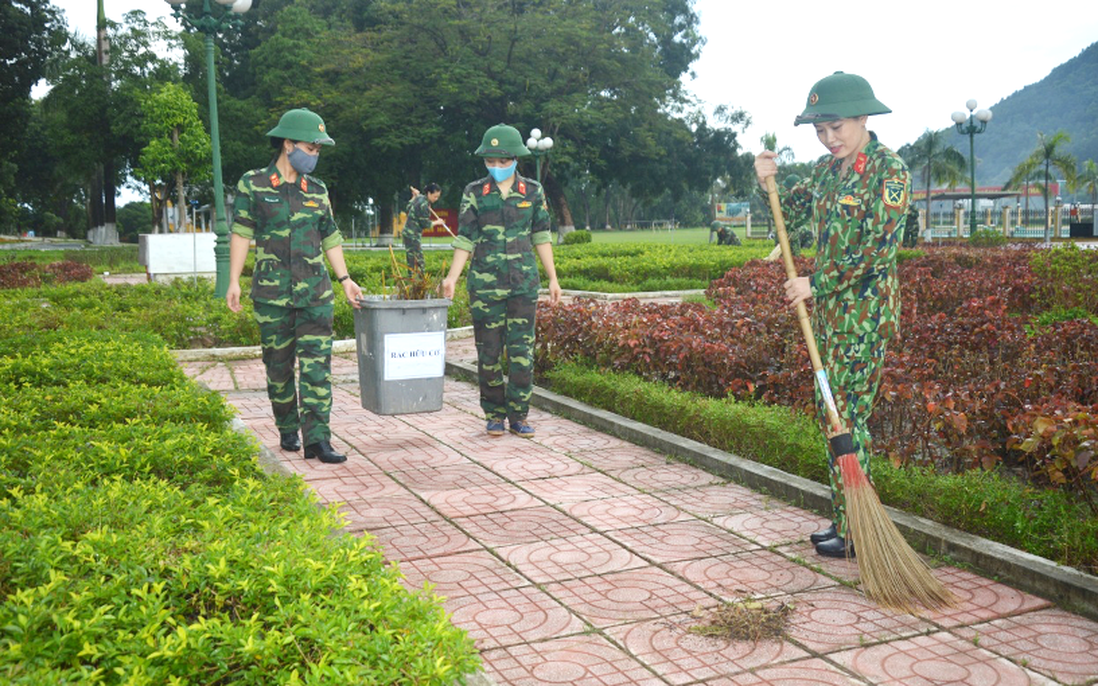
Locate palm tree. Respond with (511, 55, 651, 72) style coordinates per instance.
(1005, 131, 1078, 243)
(899, 129, 966, 235)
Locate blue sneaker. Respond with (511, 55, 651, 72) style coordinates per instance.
(486, 419, 506, 436)
(509, 419, 535, 438)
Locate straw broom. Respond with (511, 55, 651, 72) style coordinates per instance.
(764, 176, 955, 614)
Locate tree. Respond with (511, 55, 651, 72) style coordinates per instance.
(0, 0, 64, 232)
(1005, 131, 1078, 242)
(234, 0, 743, 238)
(898, 129, 966, 234)
(135, 83, 211, 233)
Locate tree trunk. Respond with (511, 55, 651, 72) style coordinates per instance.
(175, 171, 186, 233)
(541, 172, 574, 241)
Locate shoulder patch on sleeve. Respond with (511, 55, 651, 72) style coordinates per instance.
(882, 178, 906, 208)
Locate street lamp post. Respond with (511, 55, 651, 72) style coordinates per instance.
(951, 100, 993, 236)
(165, 0, 252, 299)
(525, 128, 555, 184)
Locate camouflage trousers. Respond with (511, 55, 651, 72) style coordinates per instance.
(471, 293, 537, 422)
(403, 233, 425, 274)
(253, 301, 334, 447)
(813, 329, 887, 539)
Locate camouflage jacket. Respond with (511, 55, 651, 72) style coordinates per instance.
(453, 173, 552, 299)
(777, 133, 910, 340)
(404, 194, 431, 240)
(231, 164, 344, 308)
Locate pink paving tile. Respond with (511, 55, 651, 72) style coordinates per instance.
(953, 608, 1098, 685)
(389, 463, 508, 493)
(667, 550, 836, 600)
(610, 461, 728, 492)
(715, 505, 832, 547)
(399, 550, 530, 599)
(423, 482, 542, 518)
(480, 451, 593, 482)
(918, 566, 1052, 627)
(606, 520, 756, 564)
(359, 441, 471, 471)
(335, 490, 443, 532)
(481, 634, 666, 686)
(607, 612, 809, 685)
(704, 657, 870, 685)
(533, 427, 637, 453)
(658, 484, 787, 517)
(306, 471, 408, 505)
(444, 586, 586, 650)
(776, 540, 861, 585)
(782, 586, 933, 654)
(568, 446, 671, 472)
(831, 631, 1059, 686)
(453, 506, 592, 547)
(545, 566, 712, 628)
(520, 473, 641, 504)
(498, 532, 648, 584)
(563, 493, 690, 531)
(368, 519, 481, 562)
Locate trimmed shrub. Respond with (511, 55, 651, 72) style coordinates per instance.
(0, 331, 480, 683)
(561, 229, 592, 244)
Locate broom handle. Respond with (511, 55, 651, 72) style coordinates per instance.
(764, 176, 845, 436)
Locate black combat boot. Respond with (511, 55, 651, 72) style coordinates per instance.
(815, 535, 855, 558)
(304, 440, 346, 464)
(279, 432, 301, 451)
(810, 523, 838, 544)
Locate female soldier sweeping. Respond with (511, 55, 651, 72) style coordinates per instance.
(754, 72, 911, 558)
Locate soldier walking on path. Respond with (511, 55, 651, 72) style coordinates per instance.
(226, 108, 363, 464)
(754, 72, 911, 558)
(403, 183, 445, 273)
(441, 123, 562, 438)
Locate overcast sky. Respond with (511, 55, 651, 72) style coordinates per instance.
(52, 0, 1098, 164)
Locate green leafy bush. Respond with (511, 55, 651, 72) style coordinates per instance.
(1029, 242, 1098, 315)
(967, 228, 1007, 247)
(561, 229, 592, 245)
(0, 330, 480, 683)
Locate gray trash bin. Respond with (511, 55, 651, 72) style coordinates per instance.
(354, 296, 451, 414)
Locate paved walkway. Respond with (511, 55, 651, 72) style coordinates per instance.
(180, 337, 1098, 686)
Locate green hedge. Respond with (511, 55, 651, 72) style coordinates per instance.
(0, 330, 479, 684)
(544, 360, 1098, 572)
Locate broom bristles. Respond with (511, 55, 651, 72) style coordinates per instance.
(837, 453, 957, 614)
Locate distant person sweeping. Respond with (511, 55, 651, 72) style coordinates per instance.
(754, 72, 909, 559)
(403, 183, 446, 273)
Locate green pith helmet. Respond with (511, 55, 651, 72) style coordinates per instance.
(794, 72, 891, 126)
(474, 123, 530, 157)
(783, 173, 801, 190)
(266, 108, 335, 145)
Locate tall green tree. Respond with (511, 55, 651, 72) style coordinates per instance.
(0, 0, 64, 232)
(236, 0, 743, 237)
(1075, 159, 1098, 210)
(135, 82, 212, 233)
(898, 129, 966, 232)
(1005, 131, 1078, 242)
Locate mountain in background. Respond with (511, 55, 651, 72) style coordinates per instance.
(928, 41, 1098, 188)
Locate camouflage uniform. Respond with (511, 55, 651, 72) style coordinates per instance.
(774, 132, 910, 537)
(452, 172, 553, 423)
(231, 164, 344, 447)
(403, 194, 431, 273)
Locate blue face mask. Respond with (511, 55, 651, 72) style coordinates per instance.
(288, 146, 319, 175)
(487, 161, 516, 183)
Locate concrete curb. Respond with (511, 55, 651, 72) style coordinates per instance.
(445, 359, 1098, 622)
